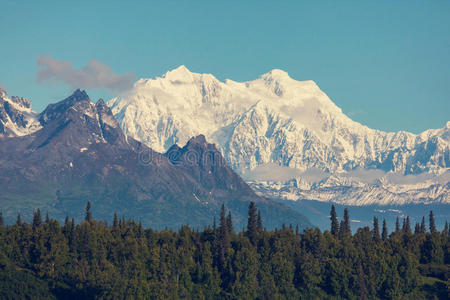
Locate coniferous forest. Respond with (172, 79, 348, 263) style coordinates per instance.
(0, 203, 448, 299)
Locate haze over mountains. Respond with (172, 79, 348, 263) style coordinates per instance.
(0, 87, 310, 229)
(108, 66, 449, 206)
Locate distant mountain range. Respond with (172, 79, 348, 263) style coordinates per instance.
(109, 66, 449, 206)
(0, 88, 311, 230)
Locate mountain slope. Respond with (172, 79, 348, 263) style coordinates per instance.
(108, 66, 449, 205)
(0, 89, 311, 230)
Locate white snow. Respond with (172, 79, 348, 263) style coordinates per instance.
(0, 93, 42, 137)
(193, 193, 201, 202)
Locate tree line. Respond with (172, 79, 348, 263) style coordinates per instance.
(0, 203, 448, 299)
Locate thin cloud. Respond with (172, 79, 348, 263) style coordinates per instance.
(243, 164, 328, 182)
(36, 55, 136, 93)
(385, 171, 450, 185)
(344, 168, 386, 184)
(243, 162, 449, 186)
(244, 163, 303, 181)
(347, 109, 367, 117)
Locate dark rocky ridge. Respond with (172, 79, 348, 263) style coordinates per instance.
(0, 89, 311, 229)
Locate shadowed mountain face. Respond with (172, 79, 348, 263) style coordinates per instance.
(0, 90, 311, 230)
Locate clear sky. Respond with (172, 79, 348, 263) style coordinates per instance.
(1, 0, 449, 133)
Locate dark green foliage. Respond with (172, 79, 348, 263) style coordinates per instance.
(373, 217, 380, 241)
(403, 216, 411, 234)
(338, 220, 345, 239)
(0, 205, 447, 299)
(382, 219, 388, 240)
(444, 222, 449, 237)
(0, 266, 55, 299)
(330, 205, 339, 237)
(342, 208, 351, 235)
(414, 222, 420, 234)
(421, 216, 426, 233)
(256, 210, 263, 233)
(113, 213, 119, 229)
(247, 201, 258, 245)
(85, 201, 92, 222)
(15, 213, 22, 226)
(226, 211, 233, 235)
(32, 208, 42, 229)
(395, 216, 400, 232)
(429, 211, 436, 233)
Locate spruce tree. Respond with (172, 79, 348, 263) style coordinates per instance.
(138, 221, 144, 238)
(403, 216, 411, 234)
(113, 213, 119, 229)
(330, 205, 339, 237)
(226, 211, 233, 234)
(45, 212, 50, 224)
(256, 210, 263, 233)
(219, 204, 230, 249)
(220, 204, 227, 232)
(62, 215, 70, 238)
(32, 208, 42, 229)
(395, 216, 400, 232)
(414, 223, 420, 234)
(357, 263, 368, 300)
(443, 221, 449, 237)
(219, 204, 230, 269)
(69, 218, 75, 252)
(429, 211, 436, 233)
(85, 201, 92, 222)
(247, 201, 258, 245)
(373, 217, 380, 241)
(382, 219, 388, 240)
(16, 213, 22, 226)
(343, 208, 351, 235)
(420, 216, 426, 233)
(339, 220, 345, 239)
(0, 211, 3, 227)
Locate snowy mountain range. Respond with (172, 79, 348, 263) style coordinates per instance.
(108, 66, 449, 206)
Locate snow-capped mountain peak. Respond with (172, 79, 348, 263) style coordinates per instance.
(262, 69, 291, 81)
(0, 88, 41, 137)
(108, 66, 449, 205)
(162, 65, 195, 82)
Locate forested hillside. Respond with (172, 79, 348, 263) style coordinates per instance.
(0, 203, 448, 299)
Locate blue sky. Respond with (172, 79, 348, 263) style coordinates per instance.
(1, 0, 449, 133)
